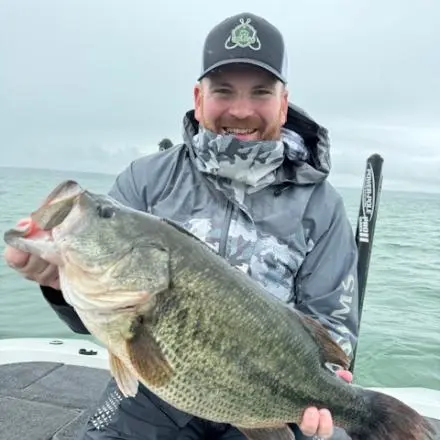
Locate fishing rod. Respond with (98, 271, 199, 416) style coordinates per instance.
(349, 153, 384, 373)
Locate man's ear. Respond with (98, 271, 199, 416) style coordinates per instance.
(194, 83, 203, 122)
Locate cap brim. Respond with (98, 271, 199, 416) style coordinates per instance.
(198, 58, 287, 84)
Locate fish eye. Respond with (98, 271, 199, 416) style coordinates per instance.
(97, 204, 115, 219)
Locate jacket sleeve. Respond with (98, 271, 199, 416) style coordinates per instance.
(294, 196, 360, 362)
(40, 161, 148, 334)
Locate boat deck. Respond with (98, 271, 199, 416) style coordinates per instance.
(0, 361, 111, 440)
(0, 361, 439, 440)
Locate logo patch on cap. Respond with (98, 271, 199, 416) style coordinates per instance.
(225, 18, 261, 51)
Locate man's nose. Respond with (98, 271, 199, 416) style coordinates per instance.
(227, 98, 255, 120)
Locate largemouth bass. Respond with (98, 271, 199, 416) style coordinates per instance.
(4, 180, 436, 440)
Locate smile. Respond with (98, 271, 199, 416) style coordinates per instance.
(222, 128, 258, 135)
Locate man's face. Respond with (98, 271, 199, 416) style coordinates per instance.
(194, 66, 288, 141)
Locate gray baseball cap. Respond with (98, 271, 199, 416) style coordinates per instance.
(198, 13, 288, 84)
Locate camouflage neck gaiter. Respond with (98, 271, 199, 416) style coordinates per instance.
(192, 126, 308, 195)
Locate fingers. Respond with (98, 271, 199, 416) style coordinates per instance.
(299, 407, 334, 439)
(316, 409, 333, 438)
(22, 253, 53, 277)
(297, 368, 351, 438)
(27, 261, 60, 290)
(299, 407, 320, 437)
(4, 246, 30, 269)
(336, 369, 353, 383)
(4, 246, 60, 290)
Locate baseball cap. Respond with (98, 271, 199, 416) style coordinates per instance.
(198, 13, 288, 84)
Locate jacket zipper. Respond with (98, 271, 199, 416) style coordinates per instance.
(218, 200, 233, 257)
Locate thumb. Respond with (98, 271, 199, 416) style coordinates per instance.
(336, 369, 353, 383)
(4, 246, 30, 269)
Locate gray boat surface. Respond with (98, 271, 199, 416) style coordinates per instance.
(0, 338, 438, 440)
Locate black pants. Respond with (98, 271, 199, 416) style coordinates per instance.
(78, 380, 349, 440)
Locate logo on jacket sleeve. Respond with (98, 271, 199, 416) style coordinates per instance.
(225, 18, 261, 50)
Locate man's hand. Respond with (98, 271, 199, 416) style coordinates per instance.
(298, 370, 353, 439)
(4, 246, 60, 290)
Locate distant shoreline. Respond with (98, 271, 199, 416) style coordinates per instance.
(0, 165, 117, 178)
(0, 165, 438, 196)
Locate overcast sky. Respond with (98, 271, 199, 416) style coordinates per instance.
(0, 0, 438, 193)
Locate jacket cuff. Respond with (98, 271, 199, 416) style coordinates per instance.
(40, 285, 90, 334)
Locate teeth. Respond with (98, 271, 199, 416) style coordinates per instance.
(223, 128, 257, 135)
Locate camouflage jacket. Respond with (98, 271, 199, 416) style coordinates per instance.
(108, 103, 360, 360)
(41, 103, 359, 362)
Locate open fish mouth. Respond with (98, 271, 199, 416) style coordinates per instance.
(31, 180, 84, 231)
(3, 180, 85, 265)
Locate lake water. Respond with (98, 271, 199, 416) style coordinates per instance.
(0, 166, 439, 390)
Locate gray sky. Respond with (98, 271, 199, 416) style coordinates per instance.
(0, 0, 438, 193)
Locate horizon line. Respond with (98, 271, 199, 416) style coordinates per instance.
(0, 164, 438, 196)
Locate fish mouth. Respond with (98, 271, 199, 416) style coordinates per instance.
(3, 180, 84, 265)
(31, 180, 84, 231)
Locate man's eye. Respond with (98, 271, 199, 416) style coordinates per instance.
(253, 89, 272, 96)
(214, 88, 232, 94)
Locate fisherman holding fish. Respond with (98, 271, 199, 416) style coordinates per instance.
(4, 12, 361, 440)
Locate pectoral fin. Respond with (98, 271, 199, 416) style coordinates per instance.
(237, 425, 296, 440)
(109, 352, 139, 397)
(126, 316, 173, 388)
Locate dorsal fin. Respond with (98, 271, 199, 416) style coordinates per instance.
(161, 217, 227, 260)
(159, 217, 252, 278)
(160, 217, 220, 255)
(296, 312, 350, 370)
(160, 217, 204, 241)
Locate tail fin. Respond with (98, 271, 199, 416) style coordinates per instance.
(349, 390, 437, 440)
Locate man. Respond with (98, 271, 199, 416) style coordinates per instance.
(4, 12, 358, 440)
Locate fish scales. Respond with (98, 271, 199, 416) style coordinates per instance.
(139, 223, 362, 427)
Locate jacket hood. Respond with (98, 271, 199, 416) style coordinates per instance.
(181, 102, 331, 185)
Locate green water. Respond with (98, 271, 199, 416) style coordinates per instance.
(0, 166, 439, 390)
